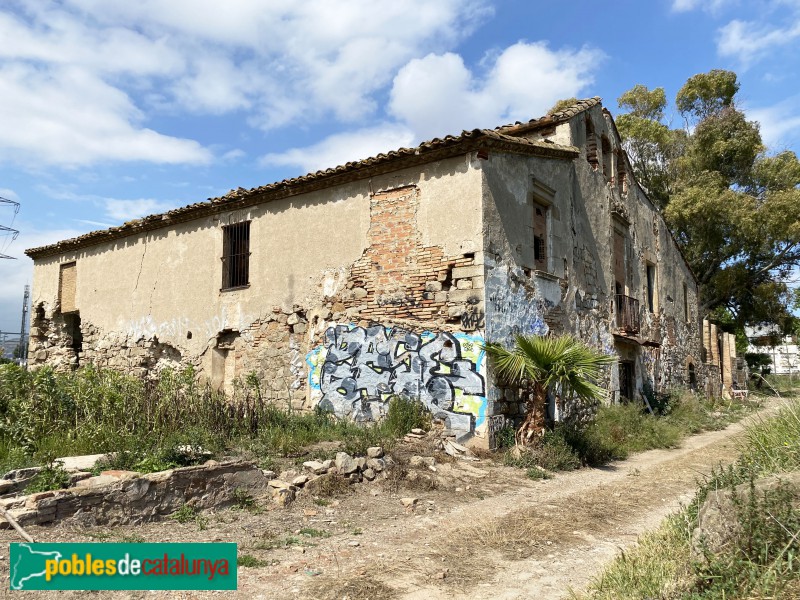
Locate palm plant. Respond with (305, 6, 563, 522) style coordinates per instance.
(484, 335, 616, 447)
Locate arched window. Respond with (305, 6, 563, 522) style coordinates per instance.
(688, 362, 697, 389)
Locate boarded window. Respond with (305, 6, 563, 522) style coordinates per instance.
(222, 222, 251, 290)
(59, 262, 77, 313)
(533, 203, 548, 271)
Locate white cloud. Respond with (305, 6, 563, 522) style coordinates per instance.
(717, 17, 800, 66)
(56, 0, 492, 128)
(261, 124, 415, 174)
(0, 63, 212, 167)
(672, 0, 735, 13)
(748, 96, 800, 150)
(0, 1, 493, 168)
(0, 189, 20, 202)
(103, 199, 174, 222)
(389, 42, 604, 140)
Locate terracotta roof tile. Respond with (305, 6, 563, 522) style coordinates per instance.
(26, 114, 590, 258)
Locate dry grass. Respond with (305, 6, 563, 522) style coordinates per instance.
(306, 472, 352, 498)
(307, 575, 398, 600)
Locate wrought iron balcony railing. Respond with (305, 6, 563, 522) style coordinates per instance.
(615, 294, 640, 334)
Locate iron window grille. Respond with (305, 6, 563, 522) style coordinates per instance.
(221, 221, 251, 290)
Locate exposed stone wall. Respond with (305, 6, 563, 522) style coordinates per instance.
(3, 461, 269, 528)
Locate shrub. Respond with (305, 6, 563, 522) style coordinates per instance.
(26, 460, 71, 493)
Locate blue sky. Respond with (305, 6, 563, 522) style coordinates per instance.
(1, 0, 799, 334)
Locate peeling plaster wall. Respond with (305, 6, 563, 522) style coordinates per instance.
(481, 106, 704, 433)
(29, 154, 488, 436)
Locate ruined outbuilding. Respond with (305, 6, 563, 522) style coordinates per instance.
(27, 98, 717, 445)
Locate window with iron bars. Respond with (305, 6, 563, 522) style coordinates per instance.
(221, 221, 251, 290)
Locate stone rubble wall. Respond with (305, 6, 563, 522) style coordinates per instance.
(1, 461, 269, 528)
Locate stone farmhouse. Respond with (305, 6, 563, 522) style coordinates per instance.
(26, 98, 733, 445)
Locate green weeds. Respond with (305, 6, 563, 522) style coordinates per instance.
(0, 364, 427, 477)
(578, 398, 800, 600)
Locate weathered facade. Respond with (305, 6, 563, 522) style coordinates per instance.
(26, 98, 711, 445)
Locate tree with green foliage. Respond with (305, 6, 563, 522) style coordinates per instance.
(483, 335, 615, 447)
(615, 70, 800, 330)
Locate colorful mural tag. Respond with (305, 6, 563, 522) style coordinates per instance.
(306, 324, 486, 432)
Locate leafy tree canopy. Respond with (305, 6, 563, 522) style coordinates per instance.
(616, 70, 800, 329)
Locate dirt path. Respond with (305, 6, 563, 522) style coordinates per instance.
(293, 400, 781, 600)
(0, 399, 784, 600)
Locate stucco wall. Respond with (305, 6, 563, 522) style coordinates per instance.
(29, 154, 489, 439)
(481, 106, 704, 434)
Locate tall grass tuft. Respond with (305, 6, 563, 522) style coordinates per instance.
(578, 398, 800, 600)
(0, 364, 428, 473)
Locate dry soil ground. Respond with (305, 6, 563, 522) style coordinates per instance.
(0, 398, 785, 600)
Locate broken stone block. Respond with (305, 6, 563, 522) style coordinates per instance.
(261, 470, 277, 480)
(456, 279, 473, 290)
(448, 305, 465, 318)
(267, 479, 297, 492)
(400, 497, 418, 507)
(355, 457, 367, 472)
(347, 472, 362, 484)
(366, 447, 384, 459)
(278, 469, 299, 482)
(302, 461, 327, 475)
(55, 453, 107, 472)
(451, 265, 482, 279)
(272, 487, 295, 507)
(335, 452, 358, 475)
(292, 475, 309, 487)
(287, 313, 300, 325)
(411, 428, 426, 436)
(362, 468, 376, 481)
(352, 287, 368, 299)
(424, 281, 443, 292)
(366, 458, 385, 472)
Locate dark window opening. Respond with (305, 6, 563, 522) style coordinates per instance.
(619, 361, 635, 402)
(585, 118, 598, 170)
(688, 362, 697, 390)
(616, 150, 627, 195)
(63, 313, 83, 356)
(222, 221, 251, 290)
(683, 283, 689, 322)
(646, 264, 656, 313)
(533, 203, 548, 271)
(602, 136, 613, 183)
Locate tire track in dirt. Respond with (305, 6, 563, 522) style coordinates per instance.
(302, 399, 783, 600)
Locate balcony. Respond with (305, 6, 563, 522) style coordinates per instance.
(615, 294, 640, 334)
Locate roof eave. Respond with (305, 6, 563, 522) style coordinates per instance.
(25, 134, 578, 260)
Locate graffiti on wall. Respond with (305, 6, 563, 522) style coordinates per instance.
(485, 265, 551, 344)
(306, 324, 486, 432)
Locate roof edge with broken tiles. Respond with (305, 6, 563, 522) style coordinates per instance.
(25, 105, 597, 259)
(495, 97, 602, 136)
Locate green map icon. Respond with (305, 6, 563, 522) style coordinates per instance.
(10, 543, 63, 590)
